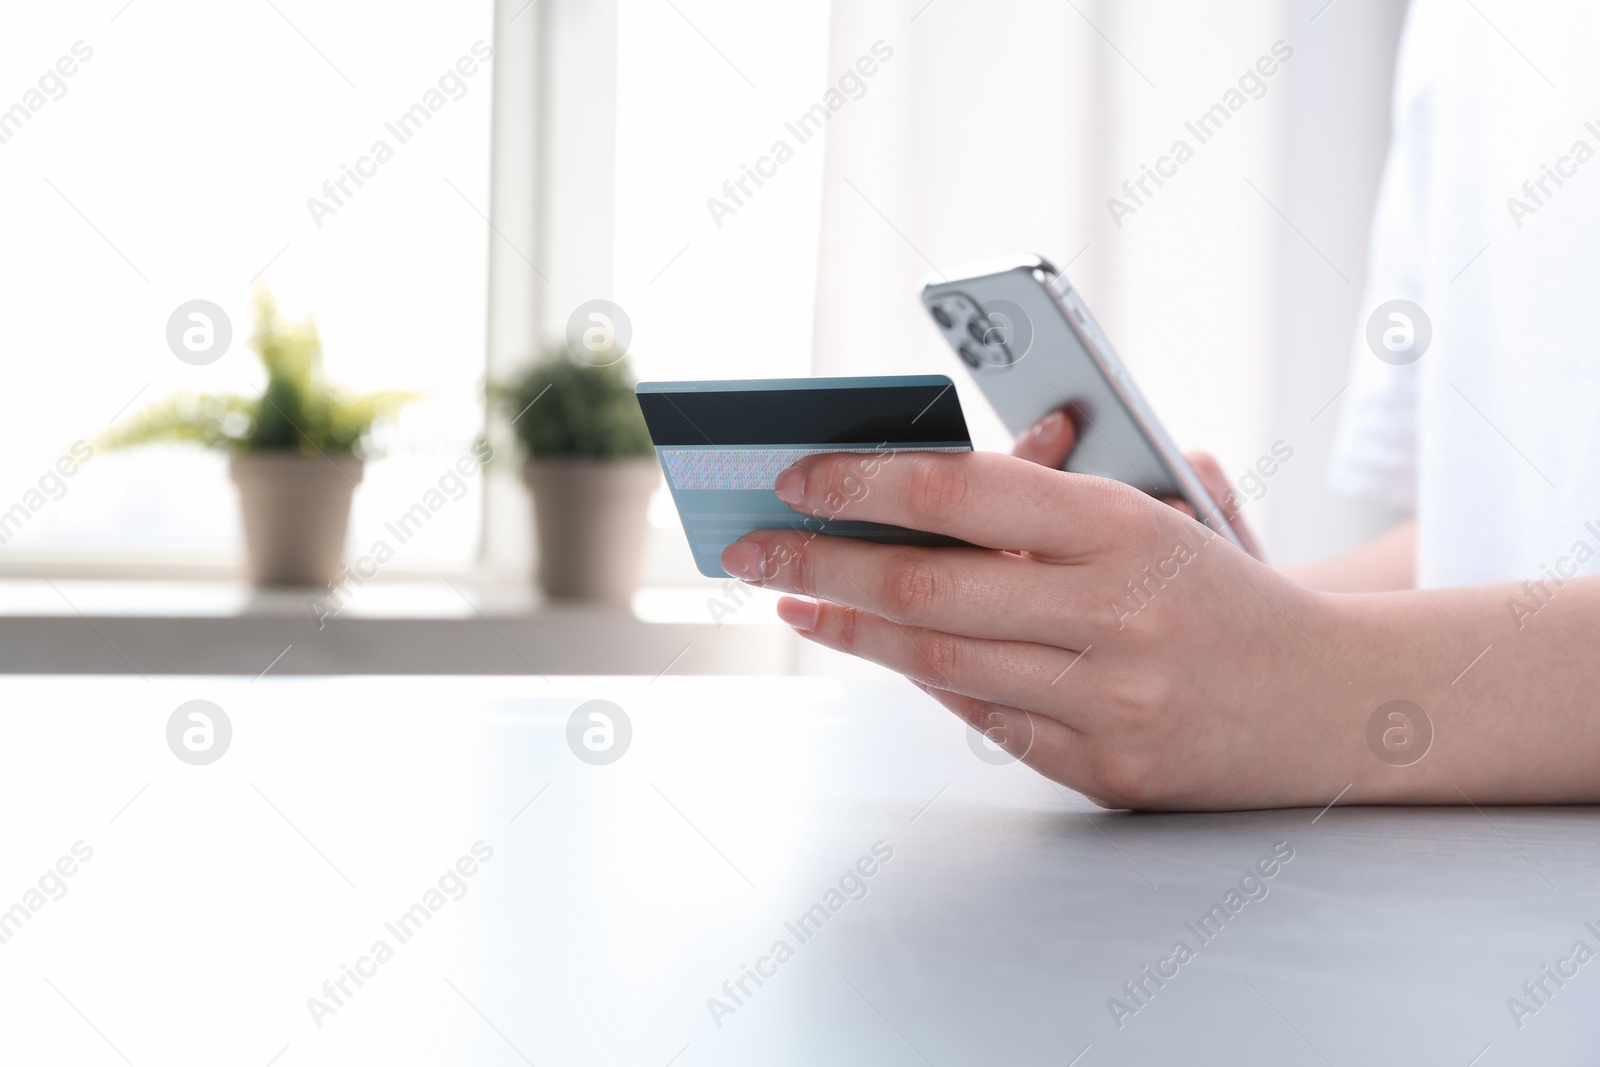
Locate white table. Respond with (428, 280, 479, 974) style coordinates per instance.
(1, 675, 1595, 1065)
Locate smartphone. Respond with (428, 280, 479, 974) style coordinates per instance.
(920, 254, 1245, 551)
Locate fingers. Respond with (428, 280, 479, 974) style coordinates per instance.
(1004, 415, 1261, 559)
(1011, 409, 1075, 468)
(772, 448, 1143, 560)
(1186, 451, 1262, 559)
(1186, 451, 1237, 523)
(725, 534, 1100, 648)
(774, 595, 1090, 724)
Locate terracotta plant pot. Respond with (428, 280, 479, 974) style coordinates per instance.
(521, 458, 659, 604)
(229, 452, 364, 587)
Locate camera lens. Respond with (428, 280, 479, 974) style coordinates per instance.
(968, 318, 993, 346)
(958, 343, 983, 368)
(930, 304, 953, 329)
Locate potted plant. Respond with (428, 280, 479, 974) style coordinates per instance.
(493, 351, 658, 603)
(102, 288, 415, 587)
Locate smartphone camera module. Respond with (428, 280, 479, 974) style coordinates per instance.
(928, 292, 1017, 371)
(976, 299, 1032, 366)
(966, 316, 1016, 367)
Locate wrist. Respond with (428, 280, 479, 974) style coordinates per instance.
(1279, 587, 1426, 805)
(1318, 590, 1449, 803)
(1248, 584, 1480, 807)
(1312, 583, 1597, 805)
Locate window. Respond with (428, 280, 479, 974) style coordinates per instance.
(0, 1, 493, 572)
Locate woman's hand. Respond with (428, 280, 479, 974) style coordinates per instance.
(719, 445, 1359, 810)
(721, 412, 1600, 810)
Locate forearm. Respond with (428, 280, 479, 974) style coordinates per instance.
(1315, 574, 1600, 804)
(1287, 518, 1415, 593)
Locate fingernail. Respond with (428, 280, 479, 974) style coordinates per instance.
(1031, 411, 1065, 443)
(721, 540, 765, 581)
(776, 596, 819, 631)
(774, 465, 805, 506)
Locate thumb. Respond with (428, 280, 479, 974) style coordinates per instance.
(1011, 409, 1075, 468)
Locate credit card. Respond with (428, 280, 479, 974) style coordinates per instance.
(636, 375, 973, 578)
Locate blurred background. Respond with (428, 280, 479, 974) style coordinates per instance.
(0, 0, 1412, 676)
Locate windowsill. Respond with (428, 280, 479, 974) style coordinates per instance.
(0, 580, 791, 676)
(0, 578, 781, 622)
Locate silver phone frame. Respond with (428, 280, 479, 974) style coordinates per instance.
(921, 254, 1245, 551)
